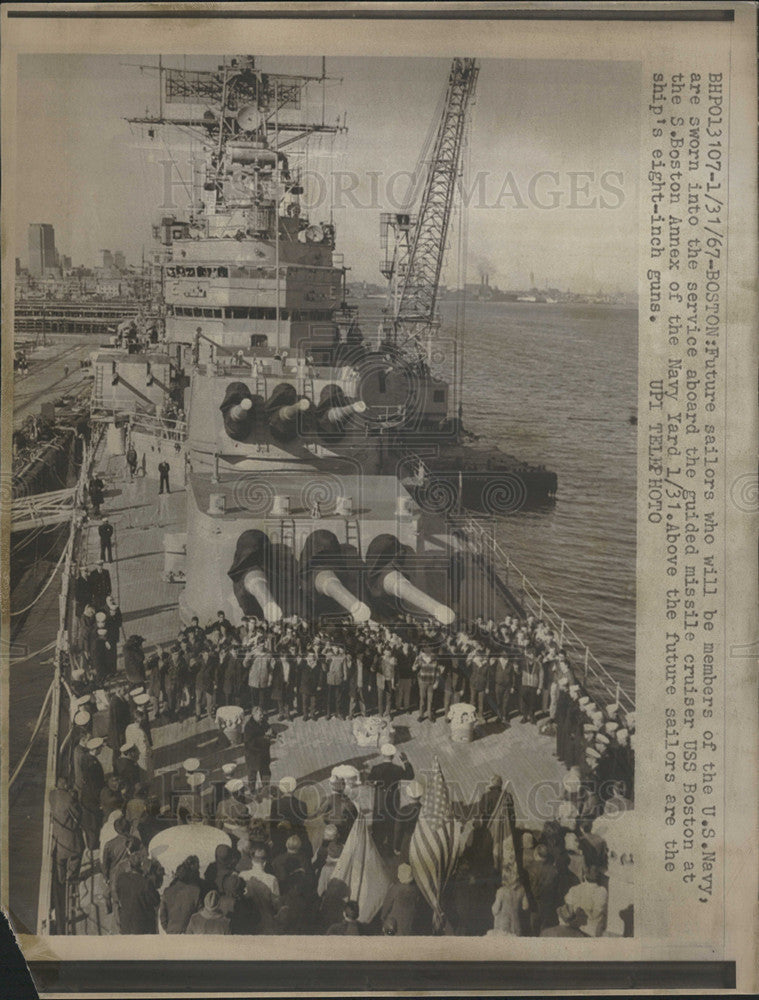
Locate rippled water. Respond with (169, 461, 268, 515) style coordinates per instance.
(448, 300, 637, 687)
(356, 298, 637, 689)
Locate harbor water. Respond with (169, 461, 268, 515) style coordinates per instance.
(359, 297, 637, 689)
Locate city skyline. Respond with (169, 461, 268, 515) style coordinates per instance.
(15, 54, 639, 294)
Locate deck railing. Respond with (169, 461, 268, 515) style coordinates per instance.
(36, 427, 103, 936)
(454, 514, 635, 716)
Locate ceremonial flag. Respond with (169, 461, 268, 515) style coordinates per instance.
(331, 813, 391, 923)
(408, 758, 462, 926)
(486, 784, 518, 875)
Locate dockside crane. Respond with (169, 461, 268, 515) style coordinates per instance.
(380, 58, 479, 353)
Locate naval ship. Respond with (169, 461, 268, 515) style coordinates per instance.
(10, 56, 634, 939)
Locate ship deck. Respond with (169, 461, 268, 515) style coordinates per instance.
(84, 447, 567, 824)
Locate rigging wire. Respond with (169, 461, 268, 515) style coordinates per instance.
(8, 679, 55, 789)
(10, 544, 67, 617)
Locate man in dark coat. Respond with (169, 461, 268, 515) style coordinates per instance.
(158, 460, 170, 494)
(87, 560, 112, 610)
(115, 743, 143, 800)
(159, 855, 203, 933)
(98, 518, 114, 563)
(116, 853, 160, 934)
(297, 650, 322, 721)
(101, 816, 132, 911)
(380, 864, 425, 935)
(326, 899, 364, 935)
(88, 475, 105, 516)
(242, 706, 272, 791)
(72, 564, 91, 618)
(367, 745, 414, 854)
(99, 773, 125, 817)
(78, 739, 106, 851)
(123, 635, 146, 686)
(271, 835, 314, 892)
(194, 645, 218, 721)
(108, 685, 131, 762)
(50, 778, 84, 885)
(525, 843, 562, 935)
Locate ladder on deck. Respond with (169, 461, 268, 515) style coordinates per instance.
(344, 518, 361, 557)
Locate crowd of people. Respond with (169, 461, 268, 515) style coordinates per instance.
(53, 575, 635, 937)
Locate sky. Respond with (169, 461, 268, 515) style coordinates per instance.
(14, 54, 639, 293)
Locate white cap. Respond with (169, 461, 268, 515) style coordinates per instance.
(579, 696, 591, 707)
(86, 737, 104, 751)
(279, 776, 297, 794)
(225, 778, 244, 793)
(626, 712, 636, 729)
(187, 772, 205, 788)
(183, 757, 200, 772)
(596, 733, 611, 745)
(129, 686, 145, 699)
(133, 693, 150, 707)
(74, 710, 91, 726)
(604, 721, 619, 734)
(380, 743, 396, 757)
(120, 740, 137, 753)
(606, 702, 620, 715)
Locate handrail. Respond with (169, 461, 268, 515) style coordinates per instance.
(455, 514, 635, 714)
(36, 426, 104, 935)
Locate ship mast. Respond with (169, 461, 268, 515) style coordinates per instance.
(380, 58, 479, 352)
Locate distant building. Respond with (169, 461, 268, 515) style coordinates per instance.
(101, 249, 114, 270)
(28, 223, 57, 277)
(113, 251, 126, 271)
(61, 255, 72, 271)
(15, 257, 21, 275)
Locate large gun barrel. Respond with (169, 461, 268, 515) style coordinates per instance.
(229, 397, 253, 422)
(380, 569, 456, 625)
(366, 532, 456, 625)
(277, 397, 311, 423)
(242, 569, 283, 623)
(325, 399, 367, 425)
(313, 569, 371, 623)
(228, 529, 284, 621)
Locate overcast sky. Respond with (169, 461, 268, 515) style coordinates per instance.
(15, 54, 639, 292)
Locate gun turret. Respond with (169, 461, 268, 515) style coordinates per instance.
(366, 533, 455, 625)
(300, 529, 371, 623)
(219, 381, 261, 441)
(267, 382, 312, 440)
(227, 529, 283, 622)
(315, 386, 367, 440)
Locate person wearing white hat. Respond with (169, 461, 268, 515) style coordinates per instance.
(367, 746, 415, 854)
(78, 736, 106, 854)
(215, 779, 250, 842)
(322, 774, 358, 844)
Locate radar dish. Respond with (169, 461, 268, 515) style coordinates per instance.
(237, 104, 262, 132)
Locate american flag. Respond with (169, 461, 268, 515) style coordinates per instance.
(409, 758, 461, 927)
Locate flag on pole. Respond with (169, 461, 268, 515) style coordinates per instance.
(331, 813, 391, 923)
(408, 758, 461, 927)
(486, 784, 517, 875)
